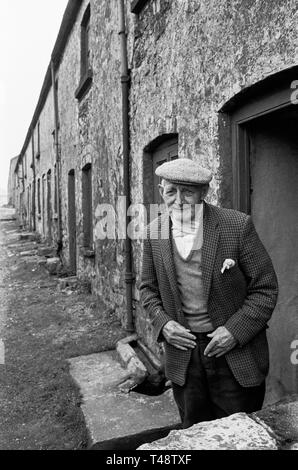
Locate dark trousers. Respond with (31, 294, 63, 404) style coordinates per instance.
(172, 332, 265, 429)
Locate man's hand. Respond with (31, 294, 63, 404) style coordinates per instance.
(204, 326, 238, 357)
(162, 320, 197, 351)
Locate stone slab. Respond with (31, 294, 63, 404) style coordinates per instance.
(138, 412, 278, 450)
(20, 250, 37, 257)
(57, 276, 79, 290)
(45, 257, 62, 275)
(37, 246, 56, 257)
(68, 351, 180, 447)
(19, 232, 37, 241)
(0, 208, 16, 221)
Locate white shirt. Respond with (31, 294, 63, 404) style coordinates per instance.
(170, 203, 204, 259)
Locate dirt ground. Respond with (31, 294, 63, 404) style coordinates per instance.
(0, 215, 126, 450)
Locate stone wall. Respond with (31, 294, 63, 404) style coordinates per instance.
(130, 0, 298, 353)
(12, 0, 298, 381)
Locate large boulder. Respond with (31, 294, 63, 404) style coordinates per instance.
(138, 412, 278, 450)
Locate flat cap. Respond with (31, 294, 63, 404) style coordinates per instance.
(155, 158, 212, 186)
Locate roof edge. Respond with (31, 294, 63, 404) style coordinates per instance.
(17, 0, 83, 168)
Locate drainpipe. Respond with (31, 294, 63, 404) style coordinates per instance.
(31, 131, 36, 232)
(119, 0, 134, 333)
(51, 60, 63, 254)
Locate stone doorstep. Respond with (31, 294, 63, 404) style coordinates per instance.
(37, 246, 56, 257)
(68, 350, 180, 449)
(45, 257, 62, 275)
(138, 396, 298, 450)
(19, 232, 38, 242)
(138, 413, 279, 450)
(8, 241, 38, 249)
(20, 250, 38, 257)
(57, 276, 79, 291)
(0, 217, 16, 221)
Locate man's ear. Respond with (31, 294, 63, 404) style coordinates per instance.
(201, 185, 209, 200)
(158, 184, 164, 198)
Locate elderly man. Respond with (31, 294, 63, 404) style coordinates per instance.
(140, 158, 278, 428)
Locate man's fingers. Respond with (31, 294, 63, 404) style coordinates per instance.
(175, 328, 196, 340)
(169, 333, 197, 350)
(207, 331, 216, 338)
(207, 348, 225, 357)
(172, 343, 188, 351)
(174, 337, 196, 349)
(204, 337, 218, 356)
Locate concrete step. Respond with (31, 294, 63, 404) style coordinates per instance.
(68, 350, 180, 449)
(37, 246, 56, 257)
(45, 257, 62, 275)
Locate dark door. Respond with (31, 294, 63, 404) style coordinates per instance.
(246, 106, 298, 404)
(42, 175, 46, 236)
(68, 170, 77, 275)
(47, 170, 52, 241)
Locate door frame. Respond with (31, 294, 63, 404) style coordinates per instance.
(47, 169, 52, 240)
(220, 66, 298, 213)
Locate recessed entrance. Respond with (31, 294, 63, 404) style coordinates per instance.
(68, 170, 77, 275)
(220, 66, 298, 404)
(47, 170, 52, 242)
(247, 107, 298, 403)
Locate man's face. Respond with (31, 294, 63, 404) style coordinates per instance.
(159, 180, 208, 212)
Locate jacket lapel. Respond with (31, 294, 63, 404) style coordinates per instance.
(202, 202, 219, 301)
(158, 213, 182, 312)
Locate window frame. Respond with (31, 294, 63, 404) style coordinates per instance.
(219, 66, 298, 213)
(75, 4, 93, 101)
(143, 134, 178, 213)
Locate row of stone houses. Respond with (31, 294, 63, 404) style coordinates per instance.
(10, 0, 298, 403)
(7, 156, 19, 207)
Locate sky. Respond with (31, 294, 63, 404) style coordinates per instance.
(0, 0, 69, 197)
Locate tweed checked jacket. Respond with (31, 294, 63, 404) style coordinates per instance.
(139, 202, 278, 387)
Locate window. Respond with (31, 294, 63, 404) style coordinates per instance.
(143, 135, 178, 206)
(55, 80, 60, 129)
(24, 154, 27, 179)
(152, 139, 178, 204)
(81, 5, 91, 77)
(131, 0, 150, 14)
(82, 163, 93, 249)
(36, 122, 40, 158)
(75, 4, 92, 100)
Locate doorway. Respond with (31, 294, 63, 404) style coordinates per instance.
(246, 107, 298, 403)
(68, 170, 77, 275)
(42, 174, 46, 237)
(47, 170, 52, 241)
(220, 67, 298, 404)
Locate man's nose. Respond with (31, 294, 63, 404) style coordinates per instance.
(175, 189, 183, 205)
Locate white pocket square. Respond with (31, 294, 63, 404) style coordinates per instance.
(221, 258, 236, 274)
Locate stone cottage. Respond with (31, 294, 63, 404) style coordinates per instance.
(12, 0, 298, 403)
